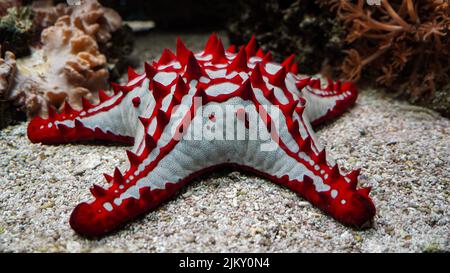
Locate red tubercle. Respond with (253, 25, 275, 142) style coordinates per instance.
(157, 48, 177, 66)
(281, 54, 296, 70)
(226, 44, 237, 54)
(211, 39, 228, 64)
(255, 48, 265, 58)
(127, 67, 140, 81)
(250, 63, 267, 91)
(245, 35, 257, 57)
(227, 46, 248, 74)
(98, 89, 111, 102)
(204, 33, 219, 55)
(132, 97, 141, 107)
(263, 51, 273, 62)
(309, 78, 322, 90)
(184, 52, 207, 81)
(145, 62, 157, 79)
(176, 38, 190, 66)
(151, 80, 171, 102)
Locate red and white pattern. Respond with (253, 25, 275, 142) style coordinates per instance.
(28, 34, 375, 237)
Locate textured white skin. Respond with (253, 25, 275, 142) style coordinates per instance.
(205, 82, 239, 96)
(56, 79, 154, 138)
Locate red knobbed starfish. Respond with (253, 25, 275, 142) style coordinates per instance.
(28, 34, 375, 237)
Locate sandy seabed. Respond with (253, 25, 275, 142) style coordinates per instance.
(0, 33, 448, 252)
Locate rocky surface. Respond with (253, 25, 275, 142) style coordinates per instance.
(0, 32, 448, 252)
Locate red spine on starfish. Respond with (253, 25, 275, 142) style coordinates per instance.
(27, 33, 374, 237)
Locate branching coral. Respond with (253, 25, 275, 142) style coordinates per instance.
(2, 0, 127, 117)
(321, 0, 449, 115)
(229, 0, 449, 115)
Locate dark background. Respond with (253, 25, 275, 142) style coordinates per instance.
(58, 0, 239, 30)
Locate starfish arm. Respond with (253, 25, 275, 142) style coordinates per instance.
(27, 76, 157, 145)
(296, 76, 358, 126)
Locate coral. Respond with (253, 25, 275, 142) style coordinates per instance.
(11, 12, 108, 117)
(5, 0, 132, 117)
(32, 0, 134, 80)
(31, 0, 122, 38)
(319, 0, 450, 116)
(0, 6, 35, 57)
(228, 0, 449, 116)
(28, 34, 374, 237)
(70, 1, 123, 44)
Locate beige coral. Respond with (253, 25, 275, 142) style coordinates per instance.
(7, 0, 122, 117)
(70, 0, 122, 44)
(32, 0, 122, 43)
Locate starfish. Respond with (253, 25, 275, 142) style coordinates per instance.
(27, 34, 376, 237)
